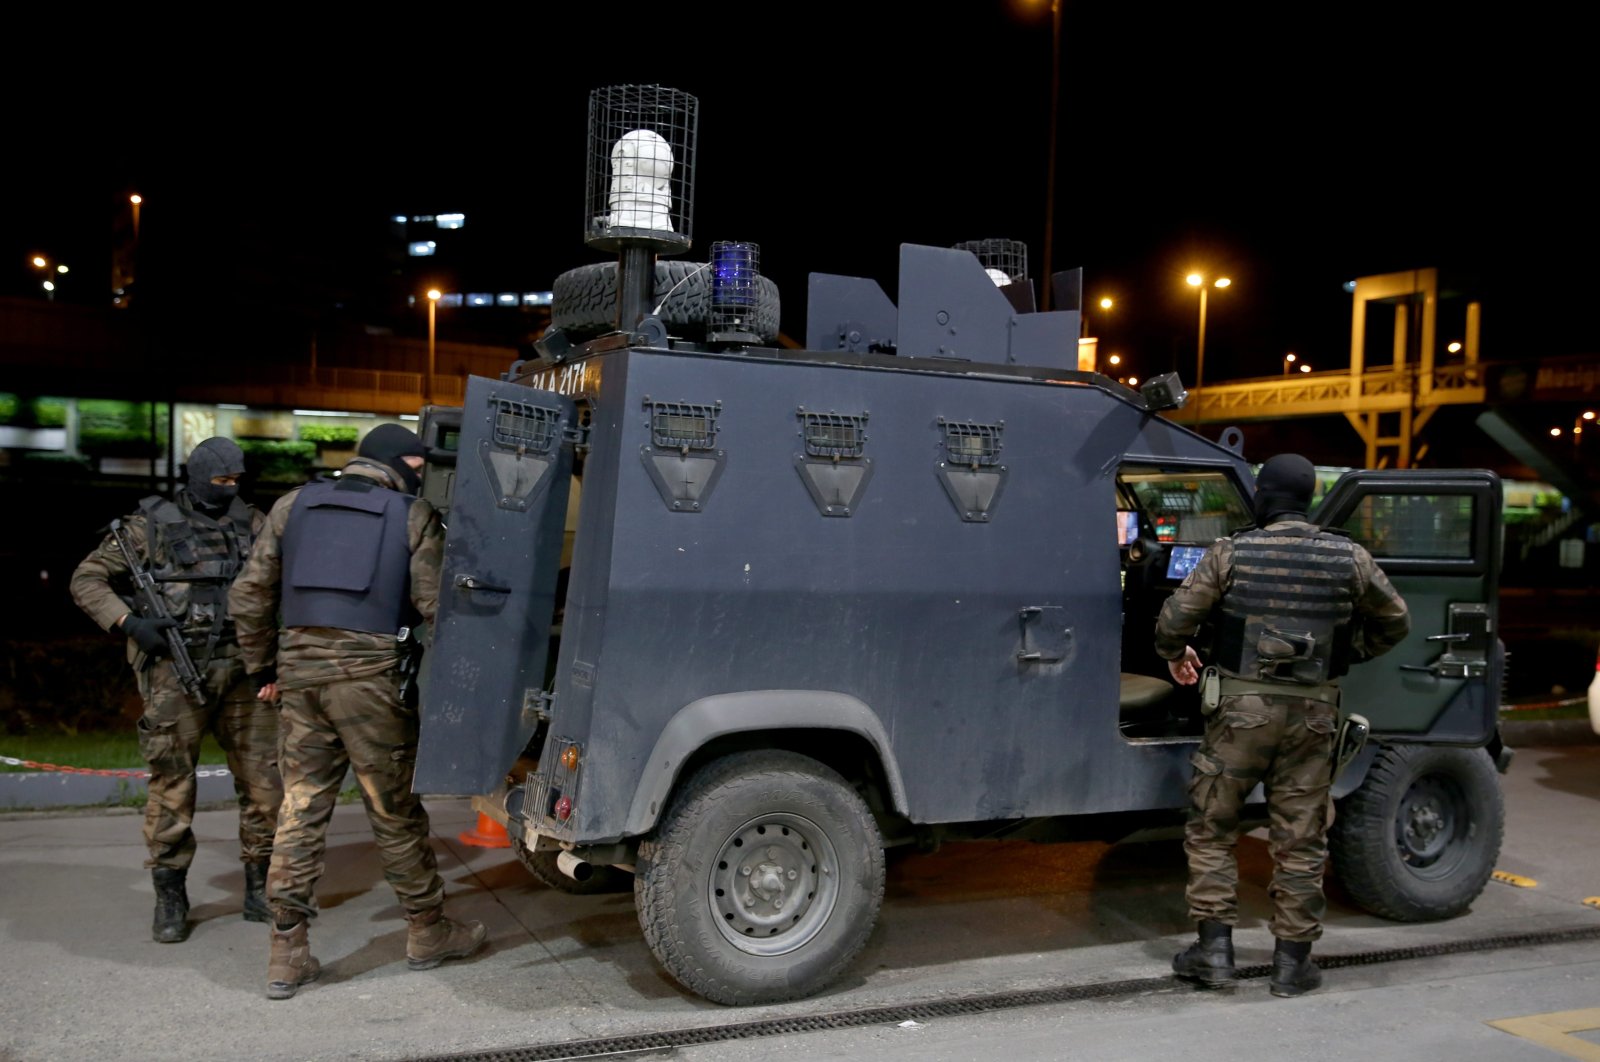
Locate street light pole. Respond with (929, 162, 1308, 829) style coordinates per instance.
(1041, 0, 1062, 311)
(425, 289, 441, 405)
(1186, 273, 1230, 420)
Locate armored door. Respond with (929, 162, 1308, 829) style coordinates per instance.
(414, 376, 577, 794)
(1312, 469, 1502, 744)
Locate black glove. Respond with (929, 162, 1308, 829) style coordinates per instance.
(249, 667, 277, 692)
(123, 615, 179, 657)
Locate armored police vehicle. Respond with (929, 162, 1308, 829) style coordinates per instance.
(413, 84, 1509, 1006)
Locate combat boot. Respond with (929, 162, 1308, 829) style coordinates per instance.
(151, 867, 190, 944)
(1172, 919, 1236, 986)
(1270, 938, 1322, 997)
(242, 859, 271, 923)
(266, 920, 321, 1000)
(405, 906, 487, 971)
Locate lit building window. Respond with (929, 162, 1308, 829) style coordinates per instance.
(497, 293, 519, 306)
(523, 291, 553, 306)
(439, 293, 464, 308)
(408, 241, 437, 257)
(436, 213, 465, 229)
(467, 293, 493, 307)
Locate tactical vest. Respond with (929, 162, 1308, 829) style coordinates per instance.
(1213, 524, 1358, 684)
(281, 477, 418, 635)
(138, 494, 256, 659)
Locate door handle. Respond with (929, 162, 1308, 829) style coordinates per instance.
(454, 574, 511, 594)
(1399, 661, 1477, 679)
(1426, 632, 1471, 643)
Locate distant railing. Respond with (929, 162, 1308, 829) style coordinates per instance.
(1185, 363, 1491, 423)
(188, 366, 466, 414)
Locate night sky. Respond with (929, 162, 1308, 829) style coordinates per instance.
(9, 4, 1590, 386)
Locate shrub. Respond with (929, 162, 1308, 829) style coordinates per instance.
(298, 423, 360, 444)
(0, 637, 142, 736)
(238, 438, 317, 483)
(76, 400, 169, 456)
(0, 395, 68, 428)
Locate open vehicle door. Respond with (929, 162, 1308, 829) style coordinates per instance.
(414, 376, 576, 795)
(1312, 469, 1502, 745)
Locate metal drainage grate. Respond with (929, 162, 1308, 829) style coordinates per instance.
(407, 924, 1600, 1062)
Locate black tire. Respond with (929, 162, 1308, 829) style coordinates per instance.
(1330, 745, 1504, 922)
(511, 836, 632, 896)
(634, 749, 885, 1005)
(551, 260, 782, 342)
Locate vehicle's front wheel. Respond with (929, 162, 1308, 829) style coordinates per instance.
(634, 749, 885, 1005)
(511, 836, 632, 896)
(1330, 745, 1504, 921)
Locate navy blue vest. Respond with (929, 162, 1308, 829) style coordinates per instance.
(281, 477, 418, 635)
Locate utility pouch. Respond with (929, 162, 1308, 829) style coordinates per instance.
(1200, 666, 1222, 714)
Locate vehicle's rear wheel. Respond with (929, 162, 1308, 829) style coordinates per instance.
(634, 749, 885, 1005)
(511, 835, 632, 896)
(551, 260, 782, 343)
(1330, 745, 1503, 921)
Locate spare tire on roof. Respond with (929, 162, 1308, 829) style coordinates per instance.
(551, 260, 782, 343)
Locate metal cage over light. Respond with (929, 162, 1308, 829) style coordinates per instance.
(952, 238, 1029, 287)
(708, 240, 762, 343)
(584, 84, 699, 255)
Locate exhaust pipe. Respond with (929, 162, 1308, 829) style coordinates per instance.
(557, 849, 594, 882)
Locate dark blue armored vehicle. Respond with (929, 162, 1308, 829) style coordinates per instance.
(413, 85, 1509, 1005)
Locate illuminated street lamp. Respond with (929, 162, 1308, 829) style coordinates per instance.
(1082, 294, 1114, 339)
(29, 255, 68, 301)
(1572, 410, 1597, 446)
(130, 194, 142, 241)
(425, 289, 441, 404)
(1283, 352, 1296, 375)
(1186, 273, 1231, 414)
(1299, 362, 1312, 373)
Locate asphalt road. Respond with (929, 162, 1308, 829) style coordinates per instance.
(1, 744, 1598, 1062)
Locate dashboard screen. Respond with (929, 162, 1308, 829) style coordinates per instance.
(1166, 545, 1207, 581)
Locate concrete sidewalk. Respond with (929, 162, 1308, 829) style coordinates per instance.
(1, 744, 1598, 1062)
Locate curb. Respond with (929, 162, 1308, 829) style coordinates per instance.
(1500, 717, 1600, 747)
(0, 767, 358, 813)
(0, 769, 244, 811)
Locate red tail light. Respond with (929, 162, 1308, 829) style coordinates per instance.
(555, 795, 573, 821)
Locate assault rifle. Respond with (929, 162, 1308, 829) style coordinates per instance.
(109, 518, 207, 707)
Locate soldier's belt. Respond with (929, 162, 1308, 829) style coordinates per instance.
(1216, 674, 1341, 706)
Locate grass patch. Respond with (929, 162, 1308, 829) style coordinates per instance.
(0, 731, 229, 773)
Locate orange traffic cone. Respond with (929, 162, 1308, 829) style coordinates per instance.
(459, 811, 511, 848)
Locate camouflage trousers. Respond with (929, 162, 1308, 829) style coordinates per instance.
(136, 648, 283, 870)
(1184, 692, 1338, 942)
(268, 669, 444, 923)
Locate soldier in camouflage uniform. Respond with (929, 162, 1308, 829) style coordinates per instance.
(229, 423, 485, 1000)
(69, 437, 283, 943)
(1154, 453, 1410, 997)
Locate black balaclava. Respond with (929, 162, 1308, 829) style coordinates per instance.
(185, 437, 246, 511)
(358, 423, 426, 494)
(1252, 453, 1316, 525)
